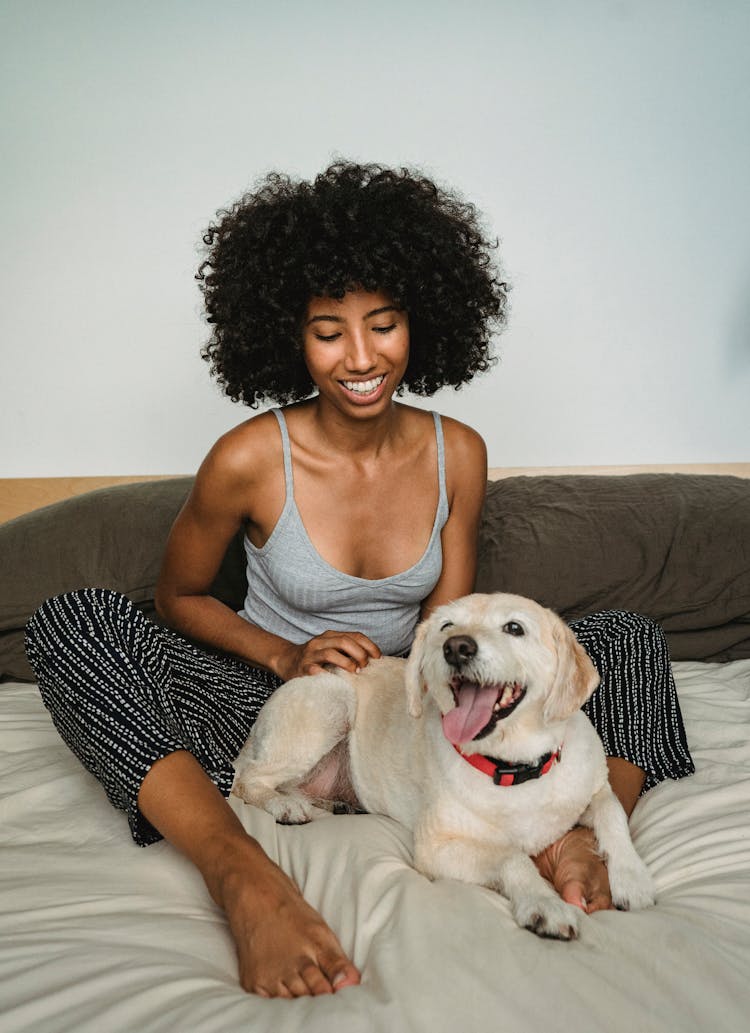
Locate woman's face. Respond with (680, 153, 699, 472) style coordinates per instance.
(302, 288, 410, 414)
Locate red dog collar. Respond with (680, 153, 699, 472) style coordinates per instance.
(456, 746, 562, 786)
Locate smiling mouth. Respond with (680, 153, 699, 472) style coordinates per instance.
(340, 374, 386, 396)
(441, 677, 527, 746)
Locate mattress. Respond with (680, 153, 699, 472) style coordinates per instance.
(1, 659, 749, 1033)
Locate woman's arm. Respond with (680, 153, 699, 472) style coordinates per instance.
(420, 417, 488, 618)
(155, 430, 379, 681)
(155, 434, 292, 673)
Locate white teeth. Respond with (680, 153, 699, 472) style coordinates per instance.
(493, 683, 521, 713)
(342, 374, 385, 394)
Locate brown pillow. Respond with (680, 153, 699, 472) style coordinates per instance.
(475, 474, 750, 661)
(0, 478, 248, 682)
(2, 472, 749, 681)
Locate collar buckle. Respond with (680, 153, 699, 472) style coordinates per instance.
(489, 747, 562, 786)
(493, 763, 539, 786)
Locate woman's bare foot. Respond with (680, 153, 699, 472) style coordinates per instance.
(213, 839, 361, 997)
(533, 826, 612, 914)
(534, 759, 646, 914)
(138, 750, 360, 997)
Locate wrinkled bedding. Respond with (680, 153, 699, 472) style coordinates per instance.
(2, 660, 750, 1033)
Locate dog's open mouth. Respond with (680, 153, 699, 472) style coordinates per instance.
(442, 678, 527, 746)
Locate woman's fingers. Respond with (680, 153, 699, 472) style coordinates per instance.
(298, 632, 381, 675)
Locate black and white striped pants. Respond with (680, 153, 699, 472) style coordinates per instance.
(25, 589, 694, 847)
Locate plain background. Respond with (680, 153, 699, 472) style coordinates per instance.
(2, 0, 749, 475)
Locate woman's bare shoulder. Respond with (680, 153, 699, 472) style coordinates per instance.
(394, 405, 486, 469)
(437, 414, 488, 499)
(187, 411, 286, 528)
(200, 409, 282, 483)
(438, 413, 487, 466)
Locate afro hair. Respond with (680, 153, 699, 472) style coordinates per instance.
(197, 161, 508, 406)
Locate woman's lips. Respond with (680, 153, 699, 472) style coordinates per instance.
(338, 373, 387, 404)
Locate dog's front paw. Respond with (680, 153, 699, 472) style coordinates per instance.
(232, 774, 317, 825)
(512, 895, 581, 940)
(231, 772, 259, 805)
(263, 792, 317, 825)
(608, 857, 656, 912)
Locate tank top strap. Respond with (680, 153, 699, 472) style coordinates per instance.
(272, 408, 295, 498)
(431, 411, 448, 514)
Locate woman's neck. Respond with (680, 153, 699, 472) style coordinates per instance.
(303, 398, 405, 461)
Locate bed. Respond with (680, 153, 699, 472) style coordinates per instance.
(2, 469, 749, 1033)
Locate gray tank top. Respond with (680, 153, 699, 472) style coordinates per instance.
(239, 408, 449, 656)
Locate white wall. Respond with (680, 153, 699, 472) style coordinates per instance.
(2, 0, 749, 475)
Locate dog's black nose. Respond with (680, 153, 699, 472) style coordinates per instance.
(443, 635, 477, 668)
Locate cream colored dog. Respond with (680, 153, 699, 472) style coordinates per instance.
(233, 592, 655, 939)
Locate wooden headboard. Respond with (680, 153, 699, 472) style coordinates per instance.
(2, 464, 748, 525)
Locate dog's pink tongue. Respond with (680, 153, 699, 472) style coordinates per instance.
(442, 683, 498, 745)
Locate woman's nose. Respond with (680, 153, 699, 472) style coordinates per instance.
(344, 331, 377, 372)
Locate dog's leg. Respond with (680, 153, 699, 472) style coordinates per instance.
(415, 833, 581, 940)
(232, 672, 355, 825)
(579, 785, 655, 910)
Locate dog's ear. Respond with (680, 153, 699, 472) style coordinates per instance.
(405, 617, 430, 718)
(543, 616, 600, 723)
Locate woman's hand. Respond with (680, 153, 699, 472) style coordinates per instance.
(533, 826, 613, 913)
(275, 631, 381, 681)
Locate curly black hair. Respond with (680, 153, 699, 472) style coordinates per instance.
(197, 161, 508, 406)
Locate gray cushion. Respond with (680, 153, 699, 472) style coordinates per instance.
(475, 474, 750, 661)
(2, 472, 749, 681)
(0, 479, 246, 681)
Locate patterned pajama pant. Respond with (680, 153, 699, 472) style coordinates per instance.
(25, 589, 694, 846)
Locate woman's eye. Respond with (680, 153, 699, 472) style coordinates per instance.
(372, 323, 396, 334)
(314, 332, 341, 342)
(503, 621, 525, 637)
(440, 621, 454, 632)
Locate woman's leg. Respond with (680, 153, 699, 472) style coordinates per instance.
(535, 610, 694, 912)
(570, 609, 695, 791)
(138, 751, 360, 997)
(26, 588, 188, 841)
(25, 589, 360, 996)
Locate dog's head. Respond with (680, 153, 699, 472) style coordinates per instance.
(405, 593, 599, 752)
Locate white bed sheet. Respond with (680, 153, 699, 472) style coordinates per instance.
(1, 660, 749, 1033)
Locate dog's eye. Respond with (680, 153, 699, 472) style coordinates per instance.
(440, 621, 455, 632)
(503, 621, 525, 637)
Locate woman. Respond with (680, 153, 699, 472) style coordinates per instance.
(25, 162, 693, 999)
